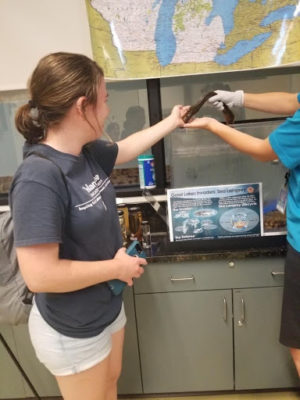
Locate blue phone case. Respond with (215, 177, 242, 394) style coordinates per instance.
(107, 240, 146, 295)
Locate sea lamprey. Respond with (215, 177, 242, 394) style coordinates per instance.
(183, 91, 234, 125)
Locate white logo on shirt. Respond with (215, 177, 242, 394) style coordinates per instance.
(82, 174, 101, 195)
(76, 175, 110, 211)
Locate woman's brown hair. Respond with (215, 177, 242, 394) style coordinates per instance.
(15, 52, 104, 144)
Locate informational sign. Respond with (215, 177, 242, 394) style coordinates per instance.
(85, 0, 300, 80)
(167, 183, 262, 242)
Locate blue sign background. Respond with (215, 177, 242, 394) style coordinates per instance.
(167, 183, 262, 242)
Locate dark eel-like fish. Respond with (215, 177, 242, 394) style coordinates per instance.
(183, 91, 235, 125)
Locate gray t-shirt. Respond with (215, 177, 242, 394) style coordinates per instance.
(10, 141, 123, 338)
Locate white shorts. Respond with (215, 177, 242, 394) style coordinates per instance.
(28, 301, 126, 376)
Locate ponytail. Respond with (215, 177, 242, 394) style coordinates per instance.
(15, 102, 44, 144)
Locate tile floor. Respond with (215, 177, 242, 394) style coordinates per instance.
(42, 390, 300, 400)
(130, 392, 300, 400)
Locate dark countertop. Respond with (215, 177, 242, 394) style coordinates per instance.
(145, 232, 287, 263)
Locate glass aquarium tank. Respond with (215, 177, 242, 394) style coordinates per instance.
(169, 119, 287, 238)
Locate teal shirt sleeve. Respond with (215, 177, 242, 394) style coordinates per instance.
(269, 93, 300, 169)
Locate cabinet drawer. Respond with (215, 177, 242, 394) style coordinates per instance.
(134, 256, 285, 294)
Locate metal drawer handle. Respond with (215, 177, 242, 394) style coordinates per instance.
(271, 271, 285, 276)
(223, 297, 227, 322)
(238, 297, 245, 327)
(170, 276, 195, 282)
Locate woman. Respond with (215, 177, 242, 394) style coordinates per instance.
(10, 52, 187, 400)
(184, 89, 300, 378)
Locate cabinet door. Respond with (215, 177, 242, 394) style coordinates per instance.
(136, 290, 233, 393)
(118, 286, 143, 394)
(0, 325, 26, 399)
(234, 287, 299, 390)
(12, 324, 60, 398)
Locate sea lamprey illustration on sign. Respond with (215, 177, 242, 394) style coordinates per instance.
(85, 0, 300, 79)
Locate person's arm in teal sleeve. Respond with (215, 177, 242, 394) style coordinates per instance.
(244, 92, 299, 115)
(183, 117, 277, 162)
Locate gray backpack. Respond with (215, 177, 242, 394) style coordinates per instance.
(0, 152, 69, 325)
(0, 210, 32, 325)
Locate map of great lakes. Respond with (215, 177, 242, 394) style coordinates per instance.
(85, 0, 300, 79)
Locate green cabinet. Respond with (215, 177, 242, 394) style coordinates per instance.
(133, 256, 299, 392)
(118, 286, 143, 394)
(0, 323, 60, 399)
(10, 324, 60, 398)
(136, 290, 233, 393)
(234, 287, 299, 389)
(0, 325, 26, 399)
(0, 323, 61, 399)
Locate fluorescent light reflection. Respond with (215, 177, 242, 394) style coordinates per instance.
(110, 21, 126, 65)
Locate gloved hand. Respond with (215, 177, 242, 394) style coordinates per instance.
(208, 90, 244, 111)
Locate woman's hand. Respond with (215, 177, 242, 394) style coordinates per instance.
(114, 247, 147, 286)
(170, 105, 190, 128)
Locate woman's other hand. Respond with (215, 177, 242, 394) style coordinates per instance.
(114, 247, 147, 286)
(170, 105, 190, 128)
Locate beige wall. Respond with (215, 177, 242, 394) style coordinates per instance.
(0, 0, 92, 90)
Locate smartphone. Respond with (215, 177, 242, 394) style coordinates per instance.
(107, 240, 146, 295)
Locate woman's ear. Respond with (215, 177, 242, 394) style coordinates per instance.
(75, 96, 87, 118)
